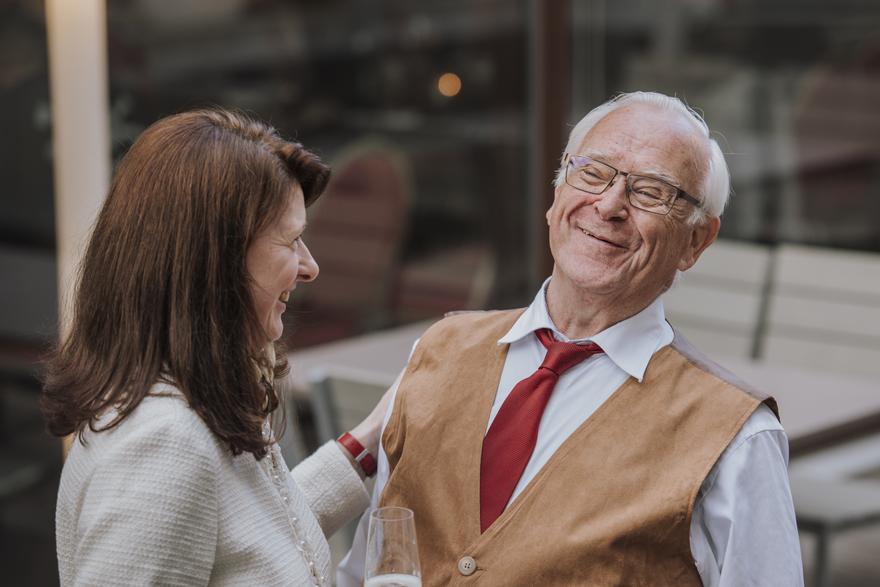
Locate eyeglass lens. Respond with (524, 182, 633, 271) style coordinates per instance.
(567, 157, 678, 213)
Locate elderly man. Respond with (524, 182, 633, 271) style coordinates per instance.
(338, 91, 803, 586)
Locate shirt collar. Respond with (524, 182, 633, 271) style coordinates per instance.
(498, 277, 669, 382)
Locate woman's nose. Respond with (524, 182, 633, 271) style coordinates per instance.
(298, 241, 319, 282)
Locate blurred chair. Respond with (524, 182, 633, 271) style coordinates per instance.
(0, 245, 54, 500)
(0, 358, 47, 504)
(0, 356, 45, 501)
(308, 365, 395, 557)
(663, 239, 772, 359)
(273, 378, 309, 468)
(790, 472, 880, 587)
(0, 450, 42, 502)
(764, 244, 880, 379)
(790, 63, 880, 249)
(291, 139, 413, 348)
(0, 246, 57, 345)
(393, 243, 495, 324)
(308, 365, 395, 445)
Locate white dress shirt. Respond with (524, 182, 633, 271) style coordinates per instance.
(338, 281, 804, 586)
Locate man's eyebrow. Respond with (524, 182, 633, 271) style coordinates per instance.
(580, 148, 610, 161)
(637, 168, 680, 186)
(579, 149, 682, 185)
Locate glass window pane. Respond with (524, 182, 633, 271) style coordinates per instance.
(571, 0, 880, 251)
(107, 0, 532, 347)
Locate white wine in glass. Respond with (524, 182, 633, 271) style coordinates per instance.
(364, 574, 422, 587)
(364, 506, 422, 587)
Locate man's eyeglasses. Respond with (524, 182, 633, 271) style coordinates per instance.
(563, 154, 703, 216)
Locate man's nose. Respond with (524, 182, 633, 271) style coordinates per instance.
(594, 176, 630, 221)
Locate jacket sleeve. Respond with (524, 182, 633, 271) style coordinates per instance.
(291, 440, 370, 538)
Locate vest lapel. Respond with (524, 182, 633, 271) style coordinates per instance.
(389, 310, 523, 543)
(473, 365, 644, 542)
(457, 317, 514, 539)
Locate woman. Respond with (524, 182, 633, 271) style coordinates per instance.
(42, 108, 389, 586)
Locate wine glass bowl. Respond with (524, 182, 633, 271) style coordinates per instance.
(364, 506, 422, 587)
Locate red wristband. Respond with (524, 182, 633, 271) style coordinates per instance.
(338, 432, 377, 477)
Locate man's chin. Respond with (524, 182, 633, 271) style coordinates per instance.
(555, 264, 627, 297)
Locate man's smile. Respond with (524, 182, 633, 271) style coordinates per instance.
(577, 225, 628, 249)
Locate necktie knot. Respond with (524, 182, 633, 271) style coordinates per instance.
(535, 328, 603, 376)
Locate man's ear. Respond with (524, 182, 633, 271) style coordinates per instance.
(678, 216, 720, 272)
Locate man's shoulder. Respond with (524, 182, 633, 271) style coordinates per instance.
(441, 307, 524, 322)
(738, 402, 785, 438)
(394, 309, 525, 377)
(415, 308, 526, 348)
(436, 307, 524, 330)
(666, 328, 779, 419)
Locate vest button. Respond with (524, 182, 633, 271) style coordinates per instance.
(458, 556, 477, 576)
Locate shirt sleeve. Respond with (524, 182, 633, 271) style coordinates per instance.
(290, 441, 370, 538)
(690, 404, 804, 587)
(71, 410, 220, 586)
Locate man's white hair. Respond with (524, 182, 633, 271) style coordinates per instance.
(553, 91, 730, 223)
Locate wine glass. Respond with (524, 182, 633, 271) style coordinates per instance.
(364, 506, 422, 587)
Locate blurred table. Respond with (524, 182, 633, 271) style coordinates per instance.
(285, 319, 432, 394)
(285, 319, 880, 448)
(719, 356, 880, 454)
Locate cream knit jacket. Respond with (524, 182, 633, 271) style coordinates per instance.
(56, 386, 370, 586)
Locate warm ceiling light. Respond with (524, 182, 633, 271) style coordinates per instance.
(437, 72, 462, 97)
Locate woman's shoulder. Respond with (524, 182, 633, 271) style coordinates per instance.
(59, 385, 227, 529)
(57, 385, 226, 583)
(78, 383, 224, 464)
(125, 385, 211, 434)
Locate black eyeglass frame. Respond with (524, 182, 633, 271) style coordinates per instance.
(563, 153, 703, 216)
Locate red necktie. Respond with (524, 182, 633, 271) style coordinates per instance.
(479, 328, 603, 532)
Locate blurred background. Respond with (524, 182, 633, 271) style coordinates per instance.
(1, 0, 878, 585)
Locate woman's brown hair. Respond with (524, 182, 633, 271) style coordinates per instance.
(41, 108, 329, 458)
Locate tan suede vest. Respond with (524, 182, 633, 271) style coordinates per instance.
(380, 310, 778, 586)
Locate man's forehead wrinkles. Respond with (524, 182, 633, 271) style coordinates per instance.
(583, 130, 642, 153)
